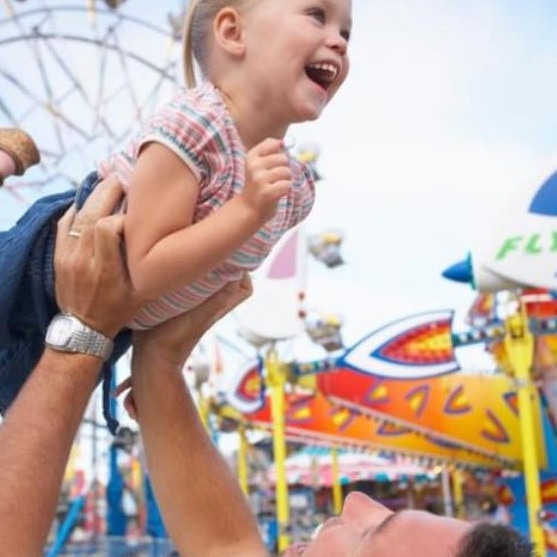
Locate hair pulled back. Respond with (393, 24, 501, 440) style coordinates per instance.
(183, 0, 252, 88)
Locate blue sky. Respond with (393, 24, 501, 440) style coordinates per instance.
(2, 0, 557, 373)
(288, 0, 557, 369)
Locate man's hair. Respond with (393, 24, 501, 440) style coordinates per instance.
(456, 522, 535, 557)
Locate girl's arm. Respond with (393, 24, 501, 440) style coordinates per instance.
(125, 138, 292, 299)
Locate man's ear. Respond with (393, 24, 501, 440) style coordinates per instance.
(213, 7, 246, 58)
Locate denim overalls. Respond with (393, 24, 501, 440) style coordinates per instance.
(0, 172, 132, 433)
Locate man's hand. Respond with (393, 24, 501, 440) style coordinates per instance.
(54, 175, 145, 338)
(121, 273, 266, 557)
(0, 174, 143, 557)
(240, 138, 292, 223)
(114, 274, 252, 420)
(133, 272, 252, 369)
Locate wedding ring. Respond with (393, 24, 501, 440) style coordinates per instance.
(68, 229, 82, 238)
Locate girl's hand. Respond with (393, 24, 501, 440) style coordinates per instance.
(241, 138, 292, 222)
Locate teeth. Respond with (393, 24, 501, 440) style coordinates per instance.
(307, 63, 338, 80)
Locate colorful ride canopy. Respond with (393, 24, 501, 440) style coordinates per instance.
(245, 390, 516, 470)
(226, 305, 556, 471)
(314, 367, 545, 468)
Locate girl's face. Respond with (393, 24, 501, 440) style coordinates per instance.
(241, 0, 352, 127)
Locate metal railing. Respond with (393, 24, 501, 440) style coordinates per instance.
(45, 537, 176, 557)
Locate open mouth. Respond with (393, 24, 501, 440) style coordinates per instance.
(305, 62, 339, 91)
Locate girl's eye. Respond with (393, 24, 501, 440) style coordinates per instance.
(308, 8, 326, 24)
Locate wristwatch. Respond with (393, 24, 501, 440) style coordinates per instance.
(45, 313, 114, 362)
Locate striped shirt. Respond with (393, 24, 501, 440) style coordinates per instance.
(98, 82, 315, 329)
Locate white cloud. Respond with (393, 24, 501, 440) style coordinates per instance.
(278, 0, 557, 369)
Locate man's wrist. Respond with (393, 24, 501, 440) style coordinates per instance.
(132, 328, 200, 371)
(41, 347, 104, 391)
(132, 348, 185, 377)
(45, 313, 114, 362)
(43, 345, 105, 367)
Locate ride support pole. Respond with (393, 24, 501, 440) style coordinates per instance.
(331, 447, 343, 515)
(504, 305, 546, 557)
(267, 345, 290, 552)
(441, 465, 455, 517)
(197, 388, 210, 430)
(238, 425, 250, 496)
(451, 468, 465, 520)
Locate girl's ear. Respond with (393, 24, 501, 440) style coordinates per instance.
(213, 7, 246, 58)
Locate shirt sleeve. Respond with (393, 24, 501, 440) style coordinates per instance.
(135, 91, 229, 188)
(283, 158, 316, 229)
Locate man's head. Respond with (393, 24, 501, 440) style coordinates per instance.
(283, 491, 534, 557)
(456, 521, 533, 557)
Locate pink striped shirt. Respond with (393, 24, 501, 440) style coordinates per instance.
(98, 83, 315, 329)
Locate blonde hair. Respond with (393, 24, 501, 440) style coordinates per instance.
(183, 0, 253, 88)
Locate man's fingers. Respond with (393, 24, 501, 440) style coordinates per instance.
(93, 214, 126, 268)
(55, 205, 80, 258)
(208, 275, 253, 321)
(123, 391, 138, 421)
(112, 377, 138, 420)
(71, 175, 124, 232)
(238, 273, 253, 297)
(112, 376, 132, 398)
(57, 204, 77, 237)
(178, 275, 252, 336)
(227, 273, 253, 304)
(227, 275, 253, 311)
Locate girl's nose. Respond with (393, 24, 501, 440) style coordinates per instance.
(326, 29, 348, 56)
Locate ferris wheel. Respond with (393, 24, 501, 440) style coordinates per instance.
(0, 0, 188, 225)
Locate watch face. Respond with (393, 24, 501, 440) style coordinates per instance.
(46, 315, 74, 347)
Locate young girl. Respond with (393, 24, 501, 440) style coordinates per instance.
(0, 0, 352, 430)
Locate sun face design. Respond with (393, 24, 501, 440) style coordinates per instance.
(0, 0, 187, 225)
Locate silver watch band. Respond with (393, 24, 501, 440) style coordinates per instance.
(45, 313, 114, 362)
(73, 327, 114, 360)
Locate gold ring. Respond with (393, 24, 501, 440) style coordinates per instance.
(68, 229, 82, 238)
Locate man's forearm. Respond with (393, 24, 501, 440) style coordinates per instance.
(132, 354, 269, 557)
(0, 349, 101, 556)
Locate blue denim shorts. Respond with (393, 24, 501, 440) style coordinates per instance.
(0, 172, 131, 433)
